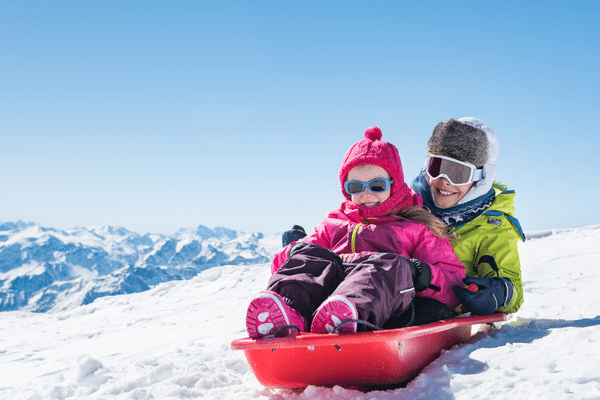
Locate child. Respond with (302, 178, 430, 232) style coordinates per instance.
(411, 117, 525, 315)
(246, 127, 465, 338)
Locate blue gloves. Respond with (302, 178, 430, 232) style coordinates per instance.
(453, 277, 514, 315)
(282, 225, 307, 247)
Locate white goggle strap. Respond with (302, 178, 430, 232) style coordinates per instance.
(471, 168, 483, 181)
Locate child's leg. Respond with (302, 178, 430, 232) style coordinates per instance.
(266, 243, 345, 321)
(331, 253, 416, 329)
(247, 243, 344, 338)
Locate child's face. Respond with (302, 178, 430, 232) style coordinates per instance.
(426, 175, 474, 208)
(347, 164, 391, 207)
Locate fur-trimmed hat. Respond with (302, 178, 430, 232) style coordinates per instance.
(425, 117, 499, 205)
(427, 119, 488, 168)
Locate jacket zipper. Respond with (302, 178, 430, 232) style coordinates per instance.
(351, 222, 364, 253)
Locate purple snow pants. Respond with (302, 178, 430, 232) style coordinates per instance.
(266, 243, 416, 330)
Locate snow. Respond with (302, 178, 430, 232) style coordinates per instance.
(1, 225, 600, 399)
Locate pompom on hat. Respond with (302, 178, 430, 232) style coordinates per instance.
(339, 127, 422, 218)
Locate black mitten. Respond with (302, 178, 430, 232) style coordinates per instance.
(408, 258, 433, 292)
(282, 225, 307, 247)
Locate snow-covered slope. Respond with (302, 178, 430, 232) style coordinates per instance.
(0, 221, 280, 312)
(1, 224, 600, 399)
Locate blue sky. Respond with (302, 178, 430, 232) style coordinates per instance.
(1, 0, 598, 236)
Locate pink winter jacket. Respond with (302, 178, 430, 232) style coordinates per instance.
(272, 207, 466, 309)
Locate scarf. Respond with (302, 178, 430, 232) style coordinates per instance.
(411, 172, 495, 228)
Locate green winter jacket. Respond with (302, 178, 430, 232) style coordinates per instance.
(452, 181, 525, 314)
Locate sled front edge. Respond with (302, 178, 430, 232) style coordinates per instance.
(231, 313, 508, 389)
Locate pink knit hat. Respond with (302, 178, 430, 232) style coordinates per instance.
(339, 127, 422, 218)
(340, 127, 404, 198)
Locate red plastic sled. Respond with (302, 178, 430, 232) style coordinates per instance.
(231, 313, 508, 389)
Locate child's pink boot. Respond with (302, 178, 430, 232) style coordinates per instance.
(246, 291, 308, 338)
(311, 295, 358, 334)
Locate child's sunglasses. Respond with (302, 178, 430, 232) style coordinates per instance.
(344, 178, 393, 195)
(425, 155, 483, 186)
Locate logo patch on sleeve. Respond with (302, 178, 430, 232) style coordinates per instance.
(487, 218, 502, 226)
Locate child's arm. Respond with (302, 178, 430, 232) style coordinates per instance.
(271, 220, 333, 274)
(410, 228, 466, 309)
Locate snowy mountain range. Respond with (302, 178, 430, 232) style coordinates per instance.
(0, 221, 281, 313)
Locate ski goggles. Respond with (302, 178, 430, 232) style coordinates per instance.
(344, 178, 393, 195)
(425, 155, 483, 186)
